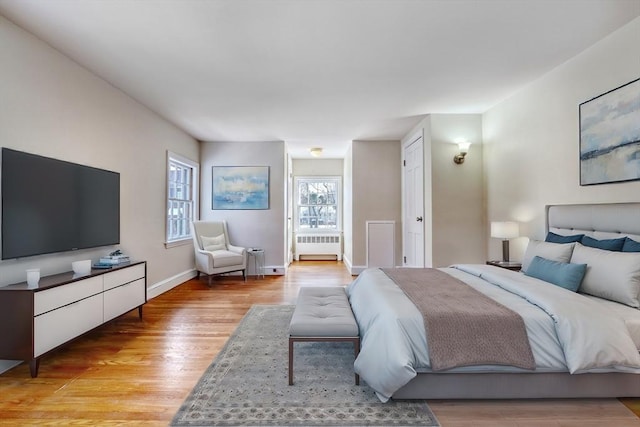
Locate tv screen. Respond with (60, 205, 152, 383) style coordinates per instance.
(1, 148, 120, 260)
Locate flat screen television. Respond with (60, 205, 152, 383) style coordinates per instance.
(1, 148, 120, 260)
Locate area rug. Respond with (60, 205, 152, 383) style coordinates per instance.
(171, 304, 439, 426)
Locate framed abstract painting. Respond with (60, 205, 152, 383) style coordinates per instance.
(579, 78, 640, 186)
(212, 166, 269, 210)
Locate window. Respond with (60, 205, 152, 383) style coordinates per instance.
(294, 176, 341, 232)
(166, 152, 199, 246)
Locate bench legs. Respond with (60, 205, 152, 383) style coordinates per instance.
(288, 336, 360, 386)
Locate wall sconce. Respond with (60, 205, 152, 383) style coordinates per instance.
(491, 221, 519, 262)
(453, 141, 471, 164)
(310, 147, 323, 157)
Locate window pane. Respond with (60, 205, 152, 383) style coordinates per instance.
(166, 158, 197, 242)
(167, 155, 199, 242)
(318, 205, 337, 229)
(298, 206, 313, 229)
(298, 182, 309, 204)
(296, 178, 340, 231)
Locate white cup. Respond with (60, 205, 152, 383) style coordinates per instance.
(26, 268, 40, 286)
(72, 260, 92, 276)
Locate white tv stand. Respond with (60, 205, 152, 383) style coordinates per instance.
(0, 261, 146, 377)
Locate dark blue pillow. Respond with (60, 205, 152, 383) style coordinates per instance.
(581, 235, 625, 251)
(524, 256, 587, 292)
(545, 232, 584, 244)
(623, 237, 640, 252)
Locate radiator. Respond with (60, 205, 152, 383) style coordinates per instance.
(295, 234, 342, 261)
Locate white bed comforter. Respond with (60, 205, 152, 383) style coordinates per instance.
(346, 265, 640, 402)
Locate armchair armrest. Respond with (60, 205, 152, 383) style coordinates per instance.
(228, 244, 246, 255)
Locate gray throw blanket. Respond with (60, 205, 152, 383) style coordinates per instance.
(381, 268, 536, 371)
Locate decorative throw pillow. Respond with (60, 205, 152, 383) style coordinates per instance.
(545, 232, 584, 244)
(580, 235, 625, 251)
(524, 256, 586, 292)
(570, 243, 640, 308)
(521, 240, 576, 272)
(622, 237, 640, 253)
(201, 234, 226, 252)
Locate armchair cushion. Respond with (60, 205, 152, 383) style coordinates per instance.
(208, 250, 245, 268)
(201, 234, 227, 251)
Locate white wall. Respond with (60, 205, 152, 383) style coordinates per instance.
(430, 114, 485, 266)
(402, 114, 485, 267)
(0, 16, 199, 289)
(199, 141, 286, 274)
(0, 16, 200, 373)
(350, 140, 402, 270)
(292, 159, 343, 176)
(483, 17, 640, 262)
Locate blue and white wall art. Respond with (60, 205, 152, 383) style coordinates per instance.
(579, 78, 640, 185)
(212, 166, 269, 210)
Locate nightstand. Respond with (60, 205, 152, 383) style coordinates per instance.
(486, 260, 522, 271)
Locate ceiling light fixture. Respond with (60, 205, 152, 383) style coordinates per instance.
(310, 147, 323, 157)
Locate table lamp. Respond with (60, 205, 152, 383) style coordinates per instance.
(491, 221, 519, 262)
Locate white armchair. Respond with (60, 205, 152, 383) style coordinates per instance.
(191, 220, 247, 284)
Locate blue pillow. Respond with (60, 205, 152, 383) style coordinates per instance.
(524, 256, 587, 292)
(623, 237, 640, 252)
(581, 235, 625, 251)
(545, 232, 584, 244)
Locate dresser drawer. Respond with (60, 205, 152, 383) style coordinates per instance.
(104, 264, 145, 291)
(104, 278, 146, 322)
(34, 293, 103, 357)
(34, 276, 103, 316)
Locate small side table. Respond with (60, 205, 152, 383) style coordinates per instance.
(248, 248, 265, 279)
(486, 260, 522, 271)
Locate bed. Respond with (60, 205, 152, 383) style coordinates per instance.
(346, 202, 640, 401)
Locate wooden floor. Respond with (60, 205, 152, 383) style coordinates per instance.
(0, 261, 638, 426)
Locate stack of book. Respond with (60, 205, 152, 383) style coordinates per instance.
(99, 254, 130, 265)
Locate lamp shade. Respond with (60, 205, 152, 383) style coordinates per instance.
(458, 141, 471, 154)
(491, 221, 519, 239)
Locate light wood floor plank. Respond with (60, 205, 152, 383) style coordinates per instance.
(0, 261, 637, 426)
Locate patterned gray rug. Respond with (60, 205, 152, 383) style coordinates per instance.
(171, 304, 439, 426)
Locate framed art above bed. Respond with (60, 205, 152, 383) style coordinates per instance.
(579, 78, 640, 186)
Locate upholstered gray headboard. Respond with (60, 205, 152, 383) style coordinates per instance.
(546, 203, 640, 242)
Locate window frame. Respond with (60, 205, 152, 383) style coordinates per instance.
(293, 176, 342, 233)
(165, 151, 199, 248)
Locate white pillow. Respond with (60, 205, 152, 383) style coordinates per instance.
(570, 243, 640, 308)
(201, 234, 226, 252)
(521, 240, 575, 272)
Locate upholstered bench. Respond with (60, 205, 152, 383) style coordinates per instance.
(288, 286, 360, 386)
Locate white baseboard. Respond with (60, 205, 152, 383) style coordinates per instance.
(342, 255, 366, 275)
(350, 265, 367, 275)
(146, 265, 286, 300)
(343, 254, 353, 271)
(263, 265, 285, 275)
(147, 268, 197, 300)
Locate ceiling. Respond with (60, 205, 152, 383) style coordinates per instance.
(1, 1, 638, 158)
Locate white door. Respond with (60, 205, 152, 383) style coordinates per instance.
(403, 134, 424, 267)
